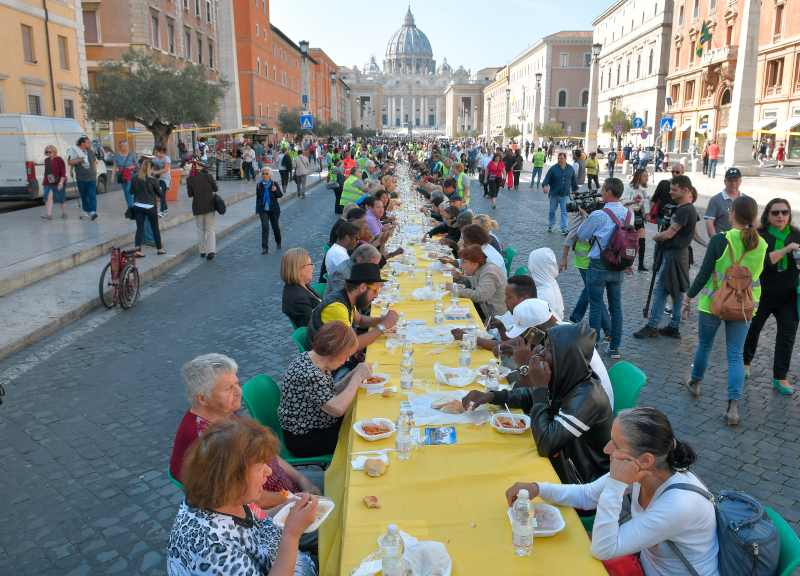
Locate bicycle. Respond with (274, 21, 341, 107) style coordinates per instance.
(99, 246, 140, 309)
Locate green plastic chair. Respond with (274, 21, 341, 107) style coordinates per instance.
(323, 245, 330, 254)
(503, 247, 517, 277)
(607, 361, 647, 416)
(323, 273, 328, 281)
(288, 317, 298, 330)
(766, 507, 800, 576)
(292, 327, 307, 353)
(579, 514, 596, 533)
(168, 467, 183, 491)
(513, 266, 528, 276)
(312, 283, 326, 297)
(241, 374, 333, 467)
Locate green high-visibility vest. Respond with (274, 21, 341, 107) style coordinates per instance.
(574, 239, 591, 269)
(697, 229, 767, 314)
(433, 161, 443, 174)
(455, 172, 469, 205)
(340, 175, 365, 205)
(358, 156, 368, 168)
(326, 152, 333, 166)
(533, 152, 545, 168)
(442, 164, 450, 176)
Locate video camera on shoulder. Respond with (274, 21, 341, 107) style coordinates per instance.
(660, 204, 678, 231)
(566, 191, 605, 215)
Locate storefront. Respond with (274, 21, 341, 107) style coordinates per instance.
(774, 108, 800, 159)
(675, 119, 691, 153)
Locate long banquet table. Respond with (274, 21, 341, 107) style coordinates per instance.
(318, 232, 608, 576)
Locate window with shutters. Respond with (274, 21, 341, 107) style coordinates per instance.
(208, 41, 213, 68)
(206, 0, 211, 24)
(28, 94, 42, 115)
(195, 0, 200, 16)
(63, 99, 75, 118)
(21, 25, 35, 62)
(197, 37, 203, 64)
(557, 90, 567, 107)
(151, 13, 160, 48)
(559, 53, 569, 67)
(83, 11, 99, 43)
(167, 21, 175, 53)
(185, 29, 191, 59)
(58, 36, 69, 70)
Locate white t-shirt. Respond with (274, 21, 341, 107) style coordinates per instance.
(325, 243, 349, 272)
(154, 155, 171, 187)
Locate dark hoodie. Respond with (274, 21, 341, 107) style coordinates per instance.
(492, 323, 613, 487)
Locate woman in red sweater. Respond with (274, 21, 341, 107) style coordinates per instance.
(42, 145, 67, 219)
(485, 152, 505, 210)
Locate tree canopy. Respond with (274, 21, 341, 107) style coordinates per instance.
(503, 126, 521, 138)
(601, 108, 635, 147)
(536, 122, 566, 139)
(80, 49, 230, 147)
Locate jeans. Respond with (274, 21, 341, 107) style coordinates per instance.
(586, 174, 599, 191)
(77, 180, 97, 213)
(708, 159, 718, 178)
(638, 160, 648, 170)
(260, 210, 281, 248)
(243, 161, 256, 181)
(121, 181, 133, 208)
(548, 194, 569, 231)
(587, 259, 624, 349)
(608, 165, 615, 178)
(647, 260, 683, 328)
(742, 298, 799, 380)
(572, 267, 612, 333)
(134, 205, 162, 249)
(158, 181, 168, 212)
(691, 311, 749, 400)
(531, 166, 543, 186)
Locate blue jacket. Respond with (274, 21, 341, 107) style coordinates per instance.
(542, 164, 579, 198)
(256, 178, 283, 214)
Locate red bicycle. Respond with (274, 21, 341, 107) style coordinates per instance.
(99, 246, 140, 309)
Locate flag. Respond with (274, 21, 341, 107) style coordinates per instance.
(696, 22, 712, 57)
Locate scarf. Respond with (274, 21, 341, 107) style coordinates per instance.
(769, 224, 790, 269)
(261, 179, 274, 210)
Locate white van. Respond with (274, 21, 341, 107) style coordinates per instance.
(0, 114, 108, 200)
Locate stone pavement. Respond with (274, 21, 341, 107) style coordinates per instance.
(0, 169, 798, 576)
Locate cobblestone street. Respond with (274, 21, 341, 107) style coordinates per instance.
(1, 170, 798, 575)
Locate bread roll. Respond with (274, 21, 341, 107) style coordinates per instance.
(364, 458, 387, 477)
(381, 388, 393, 398)
(440, 399, 465, 414)
(430, 397, 449, 409)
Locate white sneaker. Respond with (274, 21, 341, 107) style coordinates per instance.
(80, 212, 90, 219)
(158, 211, 165, 218)
(163, 209, 169, 215)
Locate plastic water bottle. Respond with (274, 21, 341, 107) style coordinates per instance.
(400, 350, 414, 394)
(486, 359, 500, 393)
(434, 297, 444, 324)
(459, 339, 472, 367)
(466, 317, 478, 351)
(380, 524, 405, 576)
(380, 300, 389, 316)
(395, 409, 412, 460)
(396, 312, 407, 342)
(425, 266, 433, 287)
(408, 263, 416, 279)
(511, 489, 535, 556)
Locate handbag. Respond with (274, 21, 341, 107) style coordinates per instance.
(326, 180, 338, 190)
(213, 193, 227, 215)
(45, 159, 56, 184)
(124, 206, 135, 220)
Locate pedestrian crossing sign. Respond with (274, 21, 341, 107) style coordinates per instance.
(300, 114, 313, 130)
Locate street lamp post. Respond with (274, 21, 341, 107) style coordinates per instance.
(533, 72, 542, 147)
(345, 89, 351, 129)
(520, 85, 527, 146)
(299, 41, 310, 115)
(504, 87, 511, 144)
(330, 71, 337, 123)
(586, 42, 602, 153)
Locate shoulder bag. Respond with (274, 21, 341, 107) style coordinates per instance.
(213, 192, 227, 215)
(710, 238, 755, 322)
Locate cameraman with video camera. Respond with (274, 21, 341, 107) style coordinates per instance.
(633, 175, 707, 339)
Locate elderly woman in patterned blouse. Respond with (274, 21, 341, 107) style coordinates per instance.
(278, 321, 372, 458)
(168, 418, 318, 576)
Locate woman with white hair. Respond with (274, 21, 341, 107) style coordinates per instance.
(528, 247, 564, 320)
(474, 214, 502, 253)
(169, 354, 322, 512)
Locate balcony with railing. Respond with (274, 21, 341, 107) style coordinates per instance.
(701, 45, 738, 67)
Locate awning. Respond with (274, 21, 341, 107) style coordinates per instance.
(754, 118, 777, 131)
(677, 121, 691, 131)
(200, 126, 260, 137)
(770, 118, 800, 133)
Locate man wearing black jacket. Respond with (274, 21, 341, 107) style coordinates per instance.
(256, 168, 283, 254)
(426, 209, 471, 245)
(649, 163, 684, 226)
(463, 323, 613, 490)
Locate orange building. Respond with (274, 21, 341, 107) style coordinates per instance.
(309, 48, 339, 124)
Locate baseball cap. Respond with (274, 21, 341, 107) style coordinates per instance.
(451, 212, 473, 229)
(448, 193, 463, 203)
(506, 298, 553, 338)
(724, 167, 742, 180)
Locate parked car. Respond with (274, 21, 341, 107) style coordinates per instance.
(94, 142, 116, 165)
(0, 114, 108, 201)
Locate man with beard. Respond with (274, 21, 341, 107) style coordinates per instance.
(305, 263, 398, 356)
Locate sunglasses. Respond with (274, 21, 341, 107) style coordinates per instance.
(671, 171, 682, 174)
(771, 209, 791, 216)
(45, 150, 53, 154)
(366, 283, 381, 292)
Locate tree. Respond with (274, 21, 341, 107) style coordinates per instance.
(316, 121, 347, 140)
(536, 121, 565, 140)
(455, 130, 469, 138)
(503, 126, 521, 138)
(80, 49, 230, 148)
(601, 108, 635, 148)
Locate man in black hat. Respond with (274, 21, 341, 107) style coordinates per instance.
(305, 262, 398, 353)
(704, 167, 743, 237)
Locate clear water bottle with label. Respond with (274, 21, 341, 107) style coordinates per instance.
(396, 312, 407, 342)
(380, 299, 389, 316)
(459, 339, 472, 367)
(380, 524, 405, 576)
(395, 409, 412, 460)
(425, 266, 433, 287)
(511, 489, 535, 556)
(434, 297, 444, 324)
(467, 317, 478, 351)
(408, 263, 416, 279)
(400, 350, 414, 394)
(486, 359, 500, 393)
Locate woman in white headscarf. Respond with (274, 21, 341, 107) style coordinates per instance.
(527, 248, 564, 320)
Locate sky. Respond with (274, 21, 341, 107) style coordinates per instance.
(268, 0, 603, 73)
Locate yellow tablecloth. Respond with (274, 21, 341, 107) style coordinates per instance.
(318, 241, 607, 576)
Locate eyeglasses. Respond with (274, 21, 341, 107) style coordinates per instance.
(771, 209, 791, 216)
(671, 171, 682, 175)
(303, 262, 315, 268)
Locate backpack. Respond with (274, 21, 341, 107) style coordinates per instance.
(662, 484, 780, 576)
(710, 238, 755, 322)
(599, 208, 639, 271)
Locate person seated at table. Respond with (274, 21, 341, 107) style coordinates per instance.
(363, 196, 389, 238)
(281, 248, 321, 329)
(474, 214, 503, 253)
(327, 203, 358, 245)
(324, 222, 361, 273)
(447, 192, 466, 213)
(458, 224, 507, 276)
(505, 408, 717, 576)
(464, 323, 613, 488)
(426, 194, 446, 222)
(324, 244, 382, 298)
(445, 245, 508, 321)
(280, 321, 374, 458)
(169, 354, 323, 512)
(168, 418, 318, 576)
(426, 207, 466, 244)
(527, 247, 565, 320)
(305, 262, 397, 353)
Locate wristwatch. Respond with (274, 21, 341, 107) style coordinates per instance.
(519, 365, 529, 376)
(377, 323, 386, 333)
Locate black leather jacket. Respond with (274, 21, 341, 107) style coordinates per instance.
(493, 323, 613, 486)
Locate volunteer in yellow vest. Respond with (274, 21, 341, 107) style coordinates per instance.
(451, 162, 470, 205)
(681, 194, 767, 426)
(339, 167, 369, 206)
(585, 151, 600, 191)
(442, 158, 452, 177)
(528, 147, 546, 188)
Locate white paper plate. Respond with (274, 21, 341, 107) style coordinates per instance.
(491, 413, 531, 435)
(506, 503, 566, 537)
(353, 418, 396, 441)
(359, 373, 390, 389)
(419, 252, 445, 261)
(475, 365, 512, 386)
(273, 497, 335, 533)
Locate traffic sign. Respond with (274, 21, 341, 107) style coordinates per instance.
(614, 123, 624, 133)
(300, 113, 313, 130)
(633, 117, 644, 128)
(647, 126, 653, 134)
(126, 128, 142, 134)
(641, 130, 648, 140)
(182, 123, 192, 130)
(660, 118, 674, 133)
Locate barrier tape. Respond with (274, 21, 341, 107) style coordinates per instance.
(0, 125, 220, 136)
